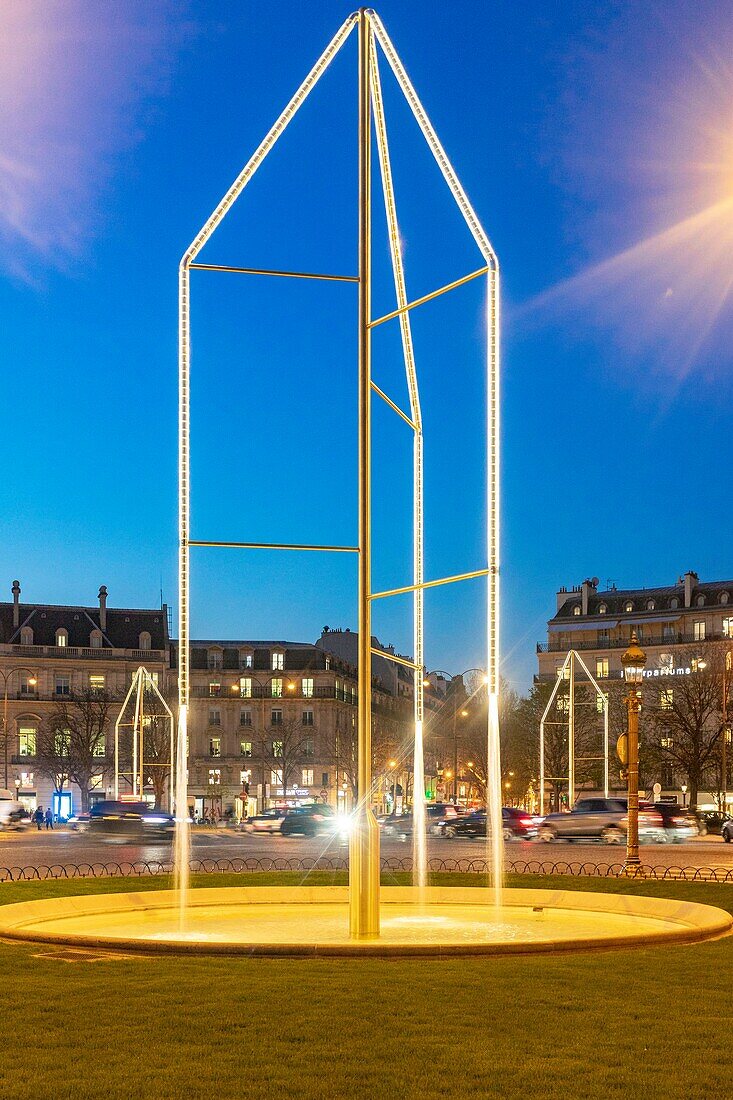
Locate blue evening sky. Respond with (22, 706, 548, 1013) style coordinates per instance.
(2, 1, 733, 691)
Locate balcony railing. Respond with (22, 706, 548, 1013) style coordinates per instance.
(190, 684, 357, 703)
(537, 631, 731, 654)
(0, 643, 165, 662)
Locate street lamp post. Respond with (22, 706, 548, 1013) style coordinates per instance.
(1, 668, 37, 790)
(681, 783, 688, 808)
(621, 632, 646, 875)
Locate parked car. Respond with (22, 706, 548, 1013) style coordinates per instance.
(537, 797, 665, 845)
(441, 807, 537, 841)
(280, 804, 337, 837)
(87, 800, 175, 839)
(651, 803, 699, 843)
(721, 818, 733, 843)
(243, 808, 289, 835)
(695, 810, 732, 837)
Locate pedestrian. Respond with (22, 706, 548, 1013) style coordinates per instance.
(44, 807, 54, 830)
(34, 806, 43, 831)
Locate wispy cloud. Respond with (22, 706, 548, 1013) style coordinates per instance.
(0, 0, 192, 281)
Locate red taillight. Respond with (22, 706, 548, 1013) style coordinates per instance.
(519, 817, 531, 825)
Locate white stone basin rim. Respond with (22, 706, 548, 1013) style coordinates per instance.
(0, 886, 729, 957)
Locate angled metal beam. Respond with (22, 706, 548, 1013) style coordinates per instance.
(369, 265, 489, 329)
(372, 648, 421, 671)
(370, 567, 490, 601)
(370, 380, 415, 429)
(188, 540, 358, 553)
(190, 263, 358, 283)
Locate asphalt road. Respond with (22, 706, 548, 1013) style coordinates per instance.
(0, 827, 730, 872)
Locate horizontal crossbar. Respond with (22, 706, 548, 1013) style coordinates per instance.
(369, 265, 489, 329)
(189, 540, 359, 553)
(370, 381, 415, 429)
(189, 262, 358, 283)
(370, 567, 490, 601)
(372, 648, 421, 671)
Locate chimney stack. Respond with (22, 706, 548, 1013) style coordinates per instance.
(683, 571, 698, 608)
(12, 580, 20, 628)
(98, 585, 108, 631)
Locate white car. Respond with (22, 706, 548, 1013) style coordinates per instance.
(243, 808, 288, 834)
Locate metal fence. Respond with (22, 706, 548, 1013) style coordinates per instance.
(1, 856, 732, 883)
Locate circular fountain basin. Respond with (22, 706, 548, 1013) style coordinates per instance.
(0, 886, 728, 956)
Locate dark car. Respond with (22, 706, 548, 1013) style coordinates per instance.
(382, 804, 463, 839)
(280, 804, 337, 837)
(722, 818, 733, 843)
(696, 810, 732, 837)
(442, 807, 537, 841)
(87, 800, 175, 839)
(652, 803, 699, 843)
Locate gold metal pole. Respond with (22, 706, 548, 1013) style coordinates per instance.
(188, 540, 358, 553)
(625, 688, 641, 872)
(370, 381, 416, 429)
(190, 262, 358, 282)
(370, 567, 490, 602)
(350, 8, 380, 939)
(368, 265, 489, 329)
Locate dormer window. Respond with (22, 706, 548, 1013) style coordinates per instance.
(696, 594, 705, 607)
(721, 592, 729, 606)
(572, 606, 581, 616)
(272, 651, 284, 671)
(90, 629, 103, 649)
(239, 650, 253, 670)
(20, 627, 33, 646)
(207, 648, 223, 670)
(670, 597, 679, 609)
(646, 600, 655, 611)
(139, 631, 151, 651)
(624, 602, 633, 613)
(598, 604, 607, 615)
(56, 628, 68, 648)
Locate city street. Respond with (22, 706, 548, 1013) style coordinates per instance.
(0, 827, 730, 873)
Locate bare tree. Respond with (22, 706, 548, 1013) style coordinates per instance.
(38, 690, 113, 812)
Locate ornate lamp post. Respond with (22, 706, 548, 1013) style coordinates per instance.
(621, 632, 646, 874)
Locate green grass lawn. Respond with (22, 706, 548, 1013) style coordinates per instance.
(0, 871, 731, 1100)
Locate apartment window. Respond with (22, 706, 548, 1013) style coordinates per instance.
(302, 768, 314, 787)
(209, 737, 221, 758)
(721, 592, 730, 606)
(556, 664, 570, 681)
(696, 595, 705, 607)
(325, 656, 331, 670)
(595, 658, 609, 679)
(20, 627, 33, 646)
(303, 737, 315, 757)
(663, 625, 676, 642)
(272, 740, 283, 757)
(208, 708, 221, 727)
(302, 709, 314, 727)
(209, 681, 221, 697)
(670, 597, 679, 609)
(660, 653, 674, 672)
(208, 650, 223, 670)
(572, 605, 581, 616)
(693, 620, 706, 642)
(322, 772, 329, 787)
(239, 677, 252, 698)
(598, 604, 607, 615)
(90, 774, 103, 790)
(596, 695, 604, 713)
(139, 631, 151, 651)
(19, 674, 36, 696)
(660, 689, 674, 710)
(55, 675, 70, 697)
(55, 628, 68, 647)
(624, 602, 633, 613)
(239, 708, 252, 727)
(93, 734, 106, 758)
(20, 771, 34, 788)
(240, 740, 252, 758)
(646, 600, 655, 611)
(271, 709, 283, 727)
(302, 677, 314, 698)
(556, 695, 569, 713)
(597, 629, 609, 646)
(271, 769, 283, 788)
(90, 629, 103, 649)
(240, 769, 251, 787)
(271, 678, 283, 698)
(208, 768, 221, 785)
(239, 652, 253, 669)
(723, 617, 733, 638)
(272, 651, 284, 671)
(54, 729, 71, 755)
(660, 736, 674, 749)
(89, 674, 105, 696)
(18, 727, 37, 757)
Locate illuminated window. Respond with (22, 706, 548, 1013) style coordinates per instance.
(660, 689, 673, 710)
(20, 627, 33, 646)
(556, 696, 569, 713)
(271, 678, 283, 698)
(90, 774, 103, 789)
(302, 677, 314, 698)
(325, 656, 331, 670)
(302, 709, 314, 727)
(272, 652, 284, 671)
(302, 768, 314, 787)
(18, 727, 36, 757)
(209, 682, 221, 696)
(646, 599, 655, 611)
(93, 734, 106, 758)
(55, 675, 70, 697)
(20, 771, 34, 787)
(693, 621, 706, 641)
(56, 629, 68, 647)
(240, 740, 252, 757)
(660, 736, 674, 749)
(598, 604, 607, 615)
(723, 617, 733, 638)
(208, 768, 221, 785)
(624, 602, 633, 613)
(596, 695, 604, 713)
(90, 629, 103, 649)
(595, 658, 609, 679)
(272, 740, 283, 757)
(239, 677, 252, 698)
(54, 729, 71, 755)
(89, 674, 105, 696)
(572, 606, 581, 616)
(271, 709, 283, 727)
(271, 769, 283, 788)
(209, 737, 221, 757)
(240, 769, 251, 786)
(239, 708, 252, 727)
(556, 664, 570, 681)
(139, 631, 151, 651)
(19, 674, 36, 696)
(239, 651, 253, 669)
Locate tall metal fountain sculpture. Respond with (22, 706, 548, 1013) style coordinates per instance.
(177, 8, 501, 938)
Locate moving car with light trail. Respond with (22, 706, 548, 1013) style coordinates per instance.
(87, 800, 175, 840)
(537, 797, 665, 844)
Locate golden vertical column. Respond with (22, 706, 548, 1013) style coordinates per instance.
(350, 8, 380, 938)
